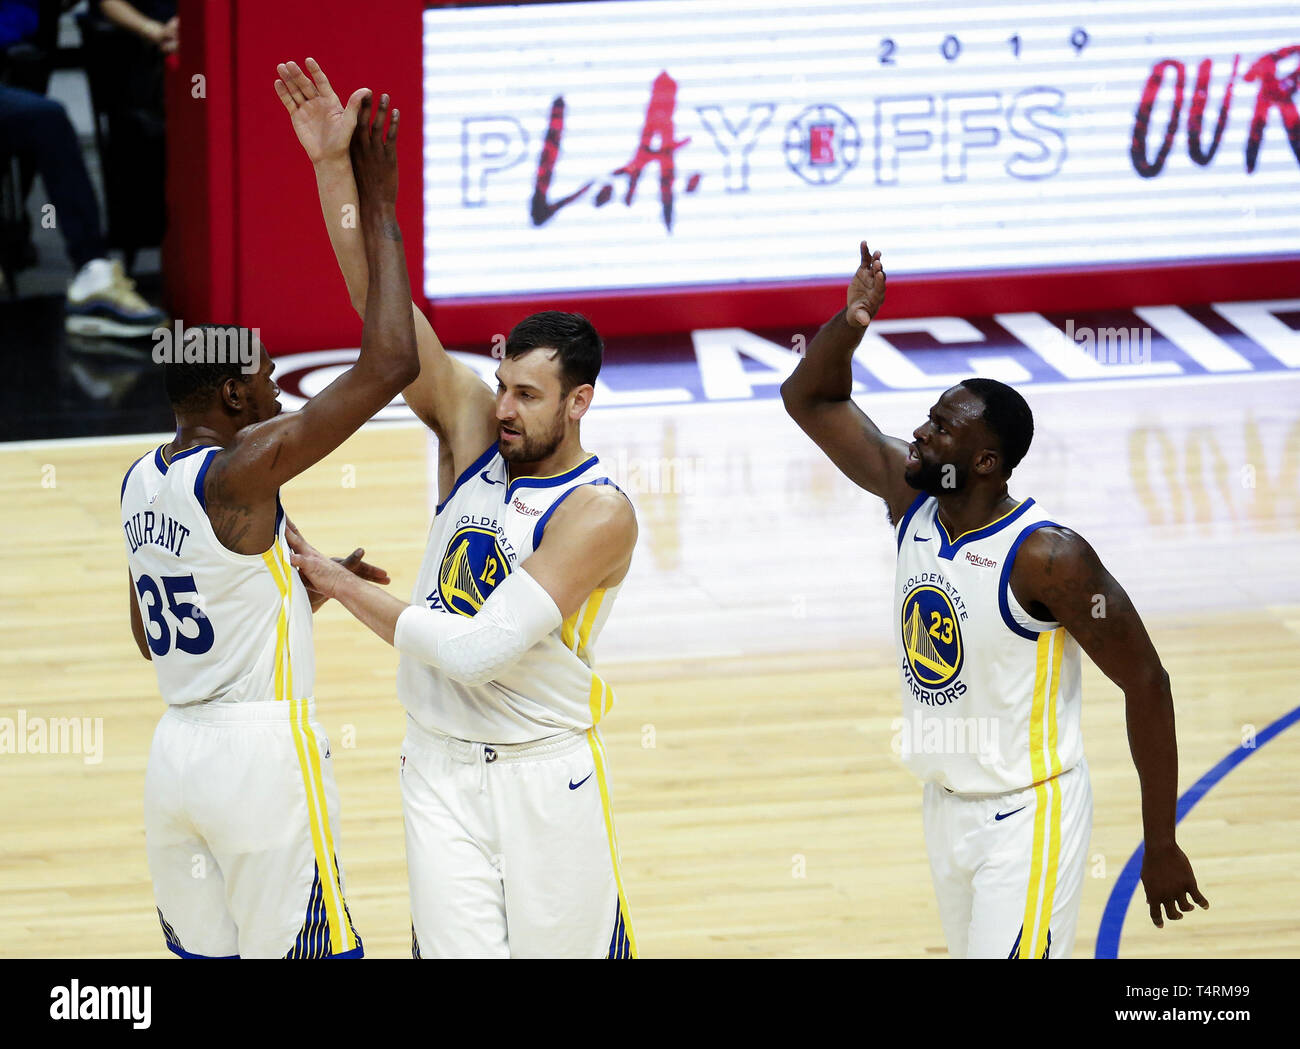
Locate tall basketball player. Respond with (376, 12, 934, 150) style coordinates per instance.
(122, 92, 417, 957)
(277, 58, 639, 958)
(781, 242, 1208, 958)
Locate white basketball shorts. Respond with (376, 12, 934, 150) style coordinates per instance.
(401, 715, 636, 958)
(143, 699, 363, 959)
(922, 755, 1093, 958)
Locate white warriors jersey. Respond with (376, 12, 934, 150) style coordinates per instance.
(893, 493, 1084, 795)
(121, 444, 313, 706)
(398, 442, 627, 744)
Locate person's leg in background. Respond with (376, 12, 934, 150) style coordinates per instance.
(0, 82, 164, 335)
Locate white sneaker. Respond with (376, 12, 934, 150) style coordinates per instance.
(66, 258, 167, 337)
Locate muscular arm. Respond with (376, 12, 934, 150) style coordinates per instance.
(206, 90, 419, 550)
(127, 569, 150, 661)
(287, 486, 636, 684)
(282, 59, 496, 479)
(1011, 527, 1208, 927)
(780, 242, 915, 523)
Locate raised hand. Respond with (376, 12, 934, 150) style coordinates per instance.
(350, 92, 400, 210)
(274, 57, 370, 165)
(846, 240, 886, 329)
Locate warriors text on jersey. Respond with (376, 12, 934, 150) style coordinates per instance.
(398, 443, 628, 743)
(121, 444, 313, 706)
(893, 493, 1083, 794)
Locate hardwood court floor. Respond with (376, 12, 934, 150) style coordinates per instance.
(1, 372, 1297, 957)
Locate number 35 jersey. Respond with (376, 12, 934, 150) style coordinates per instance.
(893, 493, 1084, 795)
(121, 444, 313, 706)
(397, 442, 627, 744)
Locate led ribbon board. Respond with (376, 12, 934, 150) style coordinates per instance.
(423, 0, 1300, 299)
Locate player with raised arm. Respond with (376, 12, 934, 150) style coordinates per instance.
(277, 58, 639, 959)
(780, 242, 1208, 957)
(121, 91, 417, 958)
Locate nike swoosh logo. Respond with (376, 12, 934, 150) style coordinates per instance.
(995, 806, 1026, 821)
(481, 470, 503, 485)
(569, 771, 594, 790)
(913, 535, 931, 542)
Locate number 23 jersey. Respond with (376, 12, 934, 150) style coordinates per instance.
(397, 443, 628, 744)
(893, 493, 1083, 794)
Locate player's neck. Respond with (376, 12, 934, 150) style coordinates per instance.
(166, 419, 230, 460)
(934, 485, 1017, 540)
(505, 435, 590, 483)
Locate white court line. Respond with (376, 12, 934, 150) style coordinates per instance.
(4, 367, 1298, 453)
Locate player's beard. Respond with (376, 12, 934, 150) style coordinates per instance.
(905, 456, 967, 496)
(499, 403, 566, 464)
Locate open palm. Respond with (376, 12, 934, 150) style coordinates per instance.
(274, 58, 369, 164)
(846, 240, 886, 328)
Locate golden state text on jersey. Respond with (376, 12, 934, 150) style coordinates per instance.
(899, 575, 969, 704)
(430, 516, 517, 616)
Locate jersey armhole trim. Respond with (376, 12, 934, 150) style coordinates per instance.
(895, 492, 929, 550)
(436, 441, 500, 516)
(120, 451, 150, 503)
(193, 447, 220, 512)
(531, 478, 626, 550)
(998, 519, 1062, 640)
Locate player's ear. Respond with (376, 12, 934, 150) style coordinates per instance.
(974, 447, 1000, 477)
(567, 383, 594, 421)
(220, 377, 244, 413)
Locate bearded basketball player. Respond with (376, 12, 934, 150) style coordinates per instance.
(781, 242, 1208, 957)
(276, 58, 638, 959)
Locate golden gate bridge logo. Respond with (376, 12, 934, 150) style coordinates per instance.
(438, 526, 511, 616)
(901, 585, 964, 688)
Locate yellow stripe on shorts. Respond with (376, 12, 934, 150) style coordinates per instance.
(1019, 629, 1064, 957)
(587, 727, 638, 958)
(273, 540, 356, 955)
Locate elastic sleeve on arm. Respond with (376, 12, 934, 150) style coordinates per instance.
(393, 567, 562, 687)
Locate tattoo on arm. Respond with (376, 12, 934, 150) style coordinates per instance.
(204, 465, 257, 551)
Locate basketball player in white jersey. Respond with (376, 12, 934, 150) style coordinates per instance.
(782, 242, 1208, 957)
(122, 92, 417, 957)
(277, 58, 638, 958)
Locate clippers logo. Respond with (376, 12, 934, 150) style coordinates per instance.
(785, 104, 861, 184)
(901, 585, 965, 688)
(437, 526, 511, 616)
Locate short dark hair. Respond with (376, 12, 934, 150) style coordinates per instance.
(959, 377, 1034, 475)
(504, 311, 602, 393)
(163, 324, 258, 414)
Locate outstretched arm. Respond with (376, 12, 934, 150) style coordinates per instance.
(780, 241, 915, 523)
(208, 89, 419, 519)
(286, 487, 636, 686)
(276, 58, 496, 482)
(1011, 527, 1209, 929)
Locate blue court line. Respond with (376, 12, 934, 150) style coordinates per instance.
(1094, 703, 1300, 958)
